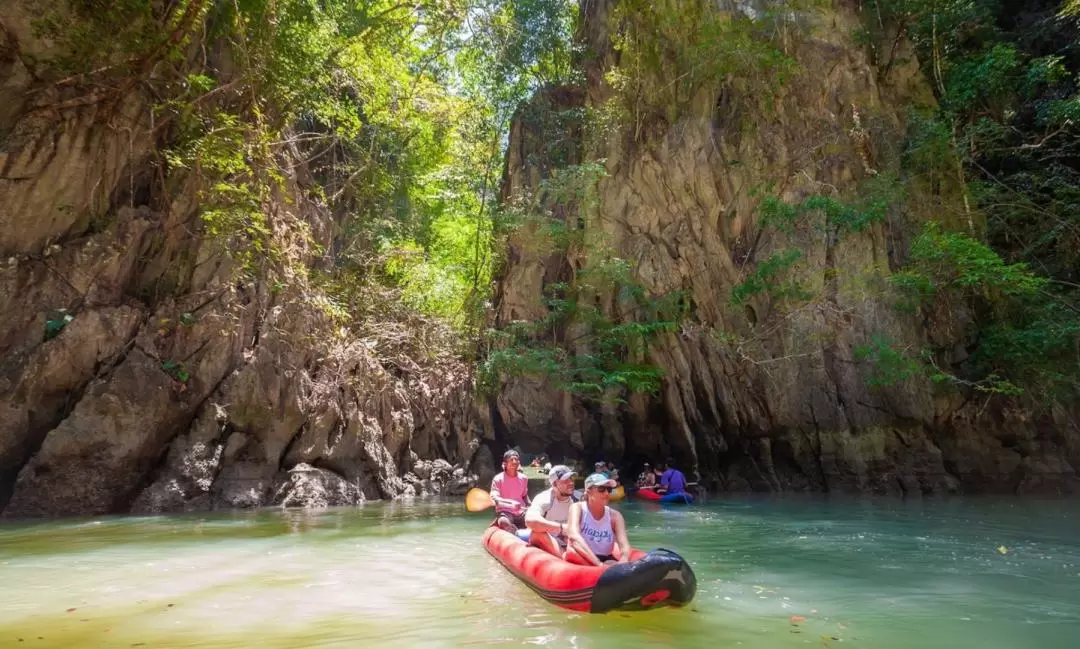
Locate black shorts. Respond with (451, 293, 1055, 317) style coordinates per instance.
(595, 554, 615, 562)
(494, 511, 526, 529)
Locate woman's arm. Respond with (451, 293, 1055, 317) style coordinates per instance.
(565, 503, 603, 566)
(611, 510, 631, 563)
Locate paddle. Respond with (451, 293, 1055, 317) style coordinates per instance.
(465, 487, 495, 512)
(468, 485, 624, 509)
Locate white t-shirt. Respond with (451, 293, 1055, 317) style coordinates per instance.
(527, 488, 573, 525)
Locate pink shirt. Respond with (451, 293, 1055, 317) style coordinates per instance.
(491, 471, 529, 514)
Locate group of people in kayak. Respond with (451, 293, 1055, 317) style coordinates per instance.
(635, 459, 689, 495)
(489, 449, 688, 567)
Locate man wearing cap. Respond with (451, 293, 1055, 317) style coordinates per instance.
(491, 449, 530, 533)
(525, 464, 576, 556)
(565, 472, 632, 566)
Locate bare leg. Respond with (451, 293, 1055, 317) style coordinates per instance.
(495, 514, 517, 533)
(529, 531, 560, 556)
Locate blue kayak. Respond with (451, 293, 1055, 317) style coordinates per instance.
(659, 492, 693, 504)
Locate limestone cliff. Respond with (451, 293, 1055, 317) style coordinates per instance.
(490, 0, 1079, 494)
(0, 3, 480, 517)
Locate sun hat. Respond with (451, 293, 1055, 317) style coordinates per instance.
(583, 473, 617, 489)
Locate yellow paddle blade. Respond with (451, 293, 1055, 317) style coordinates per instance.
(611, 485, 625, 501)
(465, 487, 494, 512)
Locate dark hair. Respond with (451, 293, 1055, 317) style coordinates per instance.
(666, 457, 675, 465)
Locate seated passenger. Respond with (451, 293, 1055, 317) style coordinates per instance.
(565, 473, 631, 566)
(491, 449, 530, 533)
(658, 458, 687, 495)
(606, 462, 620, 483)
(636, 462, 655, 488)
(525, 465, 576, 556)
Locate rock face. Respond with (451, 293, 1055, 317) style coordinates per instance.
(0, 4, 481, 517)
(490, 0, 1079, 494)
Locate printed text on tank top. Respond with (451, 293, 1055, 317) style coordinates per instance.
(578, 504, 614, 557)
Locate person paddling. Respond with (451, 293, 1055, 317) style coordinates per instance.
(565, 473, 631, 566)
(491, 450, 530, 533)
(658, 458, 687, 495)
(525, 464, 576, 556)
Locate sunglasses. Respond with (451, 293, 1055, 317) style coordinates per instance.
(590, 486, 612, 494)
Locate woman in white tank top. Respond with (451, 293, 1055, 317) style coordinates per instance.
(566, 472, 632, 566)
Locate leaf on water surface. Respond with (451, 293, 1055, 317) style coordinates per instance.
(998, 545, 1009, 555)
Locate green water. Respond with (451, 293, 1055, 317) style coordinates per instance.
(1, 496, 1078, 648)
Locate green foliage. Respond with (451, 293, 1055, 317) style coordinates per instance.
(758, 176, 898, 237)
(743, 177, 901, 308)
(854, 333, 921, 389)
(28, 0, 586, 360)
(900, 223, 1049, 299)
(730, 249, 807, 305)
(855, 0, 1080, 405)
(480, 160, 683, 399)
(31, 1, 187, 76)
(160, 360, 190, 384)
(606, 0, 798, 131)
(480, 255, 685, 400)
(44, 310, 74, 341)
(890, 223, 1080, 398)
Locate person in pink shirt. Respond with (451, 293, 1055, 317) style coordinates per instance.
(491, 449, 530, 533)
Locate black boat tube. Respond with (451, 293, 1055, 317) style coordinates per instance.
(589, 548, 697, 613)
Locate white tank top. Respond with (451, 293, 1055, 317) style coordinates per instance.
(578, 504, 615, 556)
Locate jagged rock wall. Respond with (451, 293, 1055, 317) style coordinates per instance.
(491, 0, 1080, 494)
(0, 4, 481, 517)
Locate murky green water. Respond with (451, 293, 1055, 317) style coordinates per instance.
(1, 496, 1078, 648)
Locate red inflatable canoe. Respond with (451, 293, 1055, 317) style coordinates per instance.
(635, 487, 661, 501)
(481, 526, 697, 613)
